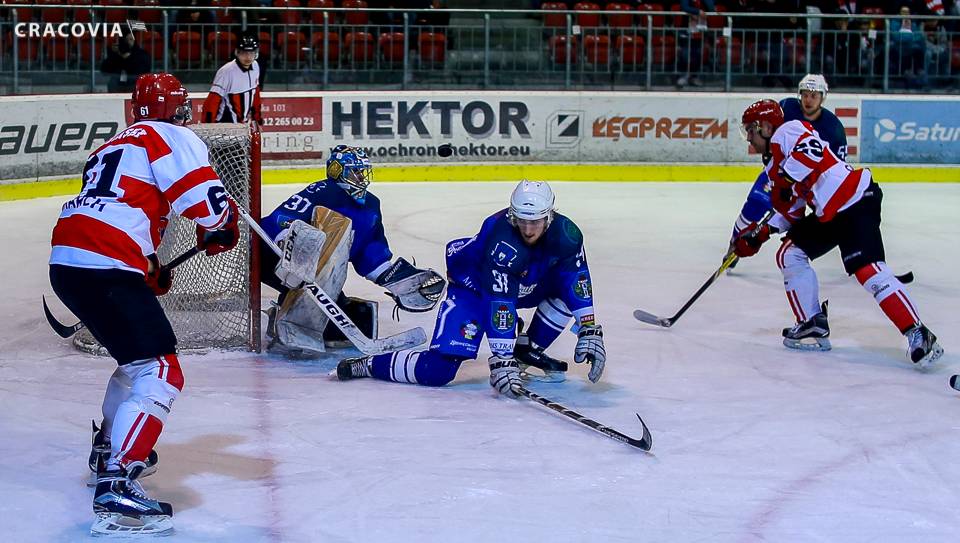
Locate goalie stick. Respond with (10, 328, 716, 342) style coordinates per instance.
(42, 246, 202, 339)
(514, 386, 653, 451)
(234, 203, 427, 356)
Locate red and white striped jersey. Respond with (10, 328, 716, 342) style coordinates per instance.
(50, 121, 231, 275)
(766, 119, 871, 232)
(201, 59, 261, 124)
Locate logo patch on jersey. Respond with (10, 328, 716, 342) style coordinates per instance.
(460, 320, 479, 340)
(579, 313, 596, 327)
(491, 303, 515, 332)
(573, 273, 592, 299)
(490, 241, 518, 269)
(447, 236, 475, 257)
(519, 283, 537, 298)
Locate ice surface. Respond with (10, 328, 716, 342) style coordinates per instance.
(1, 182, 957, 542)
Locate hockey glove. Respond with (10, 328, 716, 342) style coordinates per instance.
(197, 198, 240, 256)
(376, 257, 446, 313)
(488, 355, 522, 397)
(144, 258, 173, 297)
(574, 325, 606, 383)
(733, 222, 771, 258)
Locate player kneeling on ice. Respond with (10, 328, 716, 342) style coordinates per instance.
(337, 180, 605, 394)
(260, 145, 445, 355)
(735, 99, 943, 367)
(49, 73, 241, 535)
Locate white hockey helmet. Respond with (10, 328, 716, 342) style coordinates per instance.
(509, 179, 555, 224)
(798, 73, 828, 100)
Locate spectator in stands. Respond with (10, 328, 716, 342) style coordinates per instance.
(100, 28, 152, 93)
(676, 0, 714, 88)
(891, 5, 928, 89)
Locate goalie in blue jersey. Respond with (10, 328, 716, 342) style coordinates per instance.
(336, 180, 606, 396)
(259, 145, 445, 355)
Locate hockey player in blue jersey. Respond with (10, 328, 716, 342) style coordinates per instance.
(729, 74, 847, 249)
(259, 145, 445, 354)
(335, 180, 606, 395)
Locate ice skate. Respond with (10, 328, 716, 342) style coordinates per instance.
(91, 464, 173, 536)
(514, 334, 567, 383)
(782, 301, 831, 351)
(337, 356, 372, 380)
(906, 325, 943, 369)
(87, 421, 157, 487)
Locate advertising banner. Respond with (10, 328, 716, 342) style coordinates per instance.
(860, 99, 960, 164)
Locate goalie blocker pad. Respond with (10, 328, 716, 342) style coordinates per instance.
(275, 220, 326, 289)
(271, 206, 371, 354)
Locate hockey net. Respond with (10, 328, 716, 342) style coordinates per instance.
(74, 124, 262, 354)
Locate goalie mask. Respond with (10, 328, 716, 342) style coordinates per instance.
(327, 147, 372, 204)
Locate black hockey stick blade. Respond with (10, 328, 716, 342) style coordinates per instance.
(896, 271, 914, 284)
(516, 386, 653, 452)
(42, 295, 84, 338)
(950, 374, 959, 391)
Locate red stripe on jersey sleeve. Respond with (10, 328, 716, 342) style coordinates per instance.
(180, 200, 211, 222)
(92, 124, 173, 163)
(118, 175, 171, 248)
(820, 169, 864, 222)
(163, 166, 219, 204)
(51, 214, 148, 273)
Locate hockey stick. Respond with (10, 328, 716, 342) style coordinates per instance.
(634, 212, 776, 328)
(42, 247, 203, 339)
(233, 204, 427, 355)
(514, 386, 653, 451)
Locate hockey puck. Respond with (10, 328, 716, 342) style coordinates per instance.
(950, 375, 960, 391)
(437, 143, 453, 158)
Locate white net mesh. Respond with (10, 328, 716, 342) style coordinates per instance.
(74, 124, 261, 355)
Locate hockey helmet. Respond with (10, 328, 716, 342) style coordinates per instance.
(740, 99, 784, 140)
(327, 146, 372, 203)
(237, 33, 259, 52)
(508, 179, 555, 226)
(131, 73, 192, 125)
(798, 73, 828, 100)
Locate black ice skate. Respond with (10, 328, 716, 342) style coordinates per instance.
(782, 301, 831, 351)
(91, 464, 173, 536)
(337, 356, 372, 380)
(906, 325, 944, 369)
(515, 334, 568, 383)
(87, 420, 158, 487)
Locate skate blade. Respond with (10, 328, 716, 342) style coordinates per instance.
(783, 337, 832, 351)
(520, 368, 566, 383)
(91, 512, 173, 536)
(913, 343, 944, 370)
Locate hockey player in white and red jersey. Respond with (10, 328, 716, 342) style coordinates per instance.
(733, 99, 943, 367)
(200, 32, 263, 125)
(48, 73, 240, 535)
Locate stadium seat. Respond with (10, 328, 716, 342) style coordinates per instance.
(312, 31, 341, 62)
(606, 3, 633, 28)
(343, 0, 370, 26)
(573, 2, 601, 28)
(257, 31, 273, 62)
(418, 32, 446, 64)
(134, 0, 163, 25)
(548, 34, 578, 65)
(136, 30, 164, 62)
(953, 37, 960, 71)
(652, 34, 675, 66)
(584, 34, 610, 65)
(308, 0, 335, 25)
(715, 35, 743, 68)
(76, 36, 104, 65)
(379, 32, 405, 63)
(784, 36, 805, 70)
(278, 31, 307, 65)
(99, 0, 128, 24)
(541, 2, 567, 29)
(344, 31, 374, 63)
(210, 0, 234, 25)
(615, 34, 644, 66)
(274, 0, 302, 26)
(5, 0, 33, 23)
(172, 31, 202, 66)
(39, 0, 67, 24)
(68, 0, 93, 24)
(207, 31, 236, 64)
(635, 3, 664, 28)
(707, 5, 727, 29)
(43, 35, 70, 63)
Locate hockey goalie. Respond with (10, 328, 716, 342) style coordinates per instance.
(259, 145, 446, 355)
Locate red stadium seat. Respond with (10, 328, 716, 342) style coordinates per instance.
(172, 31, 202, 65)
(135, 0, 163, 25)
(76, 36, 104, 65)
(99, 0, 128, 24)
(69, 0, 93, 24)
(308, 0, 335, 25)
(418, 32, 446, 64)
(257, 31, 273, 62)
(274, 0, 302, 26)
(707, 5, 727, 29)
(5, 0, 33, 23)
(343, 0, 369, 26)
(207, 31, 236, 64)
(44, 35, 71, 62)
(549, 34, 578, 65)
(615, 34, 644, 66)
(606, 3, 633, 28)
(584, 34, 610, 65)
(652, 33, 675, 66)
(312, 31, 341, 62)
(541, 2, 567, 29)
(39, 0, 67, 24)
(136, 30, 164, 62)
(379, 32, 404, 63)
(344, 31, 374, 63)
(715, 35, 743, 67)
(573, 2, 600, 28)
(784, 36, 805, 69)
(278, 31, 307, 64)
(210, 0, 234, 25)
(636, 3, 664, 28)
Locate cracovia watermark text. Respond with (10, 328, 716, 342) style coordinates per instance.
(14, 22, 124, 39)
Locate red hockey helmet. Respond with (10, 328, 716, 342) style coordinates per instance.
(131, 73, 192, 125)
(740, 99, 784, 139)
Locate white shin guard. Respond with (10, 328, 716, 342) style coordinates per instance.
(777, 240, 821, 322)
(108, 356, 182, 469)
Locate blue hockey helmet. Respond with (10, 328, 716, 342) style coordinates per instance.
(327, 146, 372, 203)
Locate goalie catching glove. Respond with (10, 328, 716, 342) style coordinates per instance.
(574, 325, 606, 383)
(375, 257, 446, 313)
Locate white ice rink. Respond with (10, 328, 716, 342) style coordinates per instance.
(1, 182, 957, 542)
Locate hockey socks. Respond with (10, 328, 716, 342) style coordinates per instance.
(368, 349, 463, 387)
(855, 262, 921, 333)
(777, 240, 822, 322)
